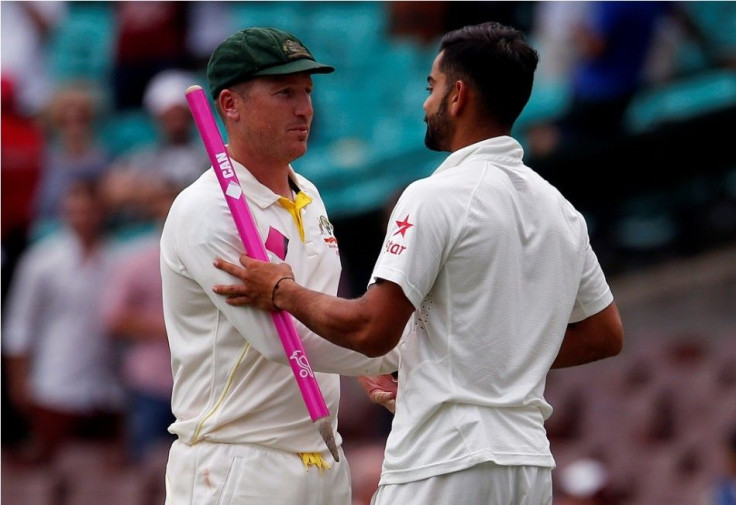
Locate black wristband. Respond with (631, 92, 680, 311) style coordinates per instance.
(271, 276, 294, 311)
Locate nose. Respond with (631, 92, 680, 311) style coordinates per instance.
(295, 91, 313, 119)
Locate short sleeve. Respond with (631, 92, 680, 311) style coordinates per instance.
(369, 181, 459, 309)
(569, 240, 613, 323)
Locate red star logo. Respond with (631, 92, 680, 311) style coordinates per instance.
(393, 215, 414, 237)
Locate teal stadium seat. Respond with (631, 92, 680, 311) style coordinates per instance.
(513, 80, 571, 135)
(683, 2, 736, 61)
(625, 69, 736, 133)
(230, 2, 308, 39)
(100, 110, 158, 158)
(49, 2, 115, 88)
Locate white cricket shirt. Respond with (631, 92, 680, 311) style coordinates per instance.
(2, 231, 124, 412)
(370, 136, 613, 484)
(161, 159, 398, 453)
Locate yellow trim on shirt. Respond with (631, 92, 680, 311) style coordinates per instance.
(277, 191, 312, 243)
(192, 342, 251, 444)
(298, 452, 332, 472)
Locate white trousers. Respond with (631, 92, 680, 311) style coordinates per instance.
(371, 462, 553, 505)
(165, 440, 351, 505)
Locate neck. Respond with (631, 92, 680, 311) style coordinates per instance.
(76, 233, 100, 258)
(227, 144, 293, 198)
(450, 121, 509, 152)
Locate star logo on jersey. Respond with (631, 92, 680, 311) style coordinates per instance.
(393, 215, 414, 237)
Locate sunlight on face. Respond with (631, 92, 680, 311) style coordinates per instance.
(237, 73, 315, 164)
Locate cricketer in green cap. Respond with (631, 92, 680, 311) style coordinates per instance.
(207, 27, 335, 100)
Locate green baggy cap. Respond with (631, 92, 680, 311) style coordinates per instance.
(207, 27, 335, 99)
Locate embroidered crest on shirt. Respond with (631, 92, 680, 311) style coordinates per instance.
(385, 214, 413, 256)
(265, 226, 289, 260)
(318, 215, 339, 253)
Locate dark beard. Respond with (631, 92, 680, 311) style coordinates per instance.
(424, 95, 451, 152)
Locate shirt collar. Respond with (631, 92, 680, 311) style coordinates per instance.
(229, 158, 305, 210)
(433, 135, 525, 175)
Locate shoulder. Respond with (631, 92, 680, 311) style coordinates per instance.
(16, 232, 75, 278)
(399, 164, 487, 212)
(27, 231, 73, 260)
(167, 170, 220, 218)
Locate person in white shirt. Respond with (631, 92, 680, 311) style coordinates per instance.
(3, 177, 123, 464)
(160, 27, 399, 505)
(212, 22, 624, 505)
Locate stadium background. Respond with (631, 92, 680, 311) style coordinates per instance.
(1, 2, 735, 504)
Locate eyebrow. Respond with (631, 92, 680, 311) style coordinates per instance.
(427, 76, 435, 84)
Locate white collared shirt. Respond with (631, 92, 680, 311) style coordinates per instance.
(370, 136, 613, 484)
(161, 159, 398, 453)
(3, 231, 124, 412)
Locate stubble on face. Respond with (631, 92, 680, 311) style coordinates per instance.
(424, 87, 452, 152)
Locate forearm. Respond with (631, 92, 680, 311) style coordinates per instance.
(5, 356, 31, 408)
(276, 280, 390, 357)
(212, 256, 412, 358)
(110, 311, 168, 341)
(552, 303, 624, 369)
(552, 325, 610, 368)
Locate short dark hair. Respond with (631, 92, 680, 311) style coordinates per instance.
(439, 22, 538, 128)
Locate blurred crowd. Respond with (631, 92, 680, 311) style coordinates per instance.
(2, 2, 735, 505)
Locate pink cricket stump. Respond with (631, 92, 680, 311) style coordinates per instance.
(185, 85, 339, 461)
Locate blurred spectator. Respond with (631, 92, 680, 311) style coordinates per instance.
(33, 82, 110, 231)
(556, 458, 615, 505)
(0, 1, 66, 114)
(103, 69, 208, 230)
(701, 427, 736, 505)
(1, 75, 45, 449)
(388, 1, 449, 43)
(2, 177, 124, 465)
(102, 179, 179, 464)
(530, 2, 591, 86)
(527, 2, 671, 158)
(1, 76, 44, 303)
(185, 2, 234, 68)
(111, 1, 193, 110)
(388, 2, 533, 45)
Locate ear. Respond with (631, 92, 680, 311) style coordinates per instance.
(448, 80, 468, 117)
(218, 89, 240, 121)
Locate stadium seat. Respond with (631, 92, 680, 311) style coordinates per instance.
(49, 3, 115, 87)
(625, 69, 736, 133)
(230, 2, 308, 37)
(100, 110, 158, 157)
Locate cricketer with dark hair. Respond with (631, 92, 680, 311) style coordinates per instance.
(214, 22, 624, 504)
